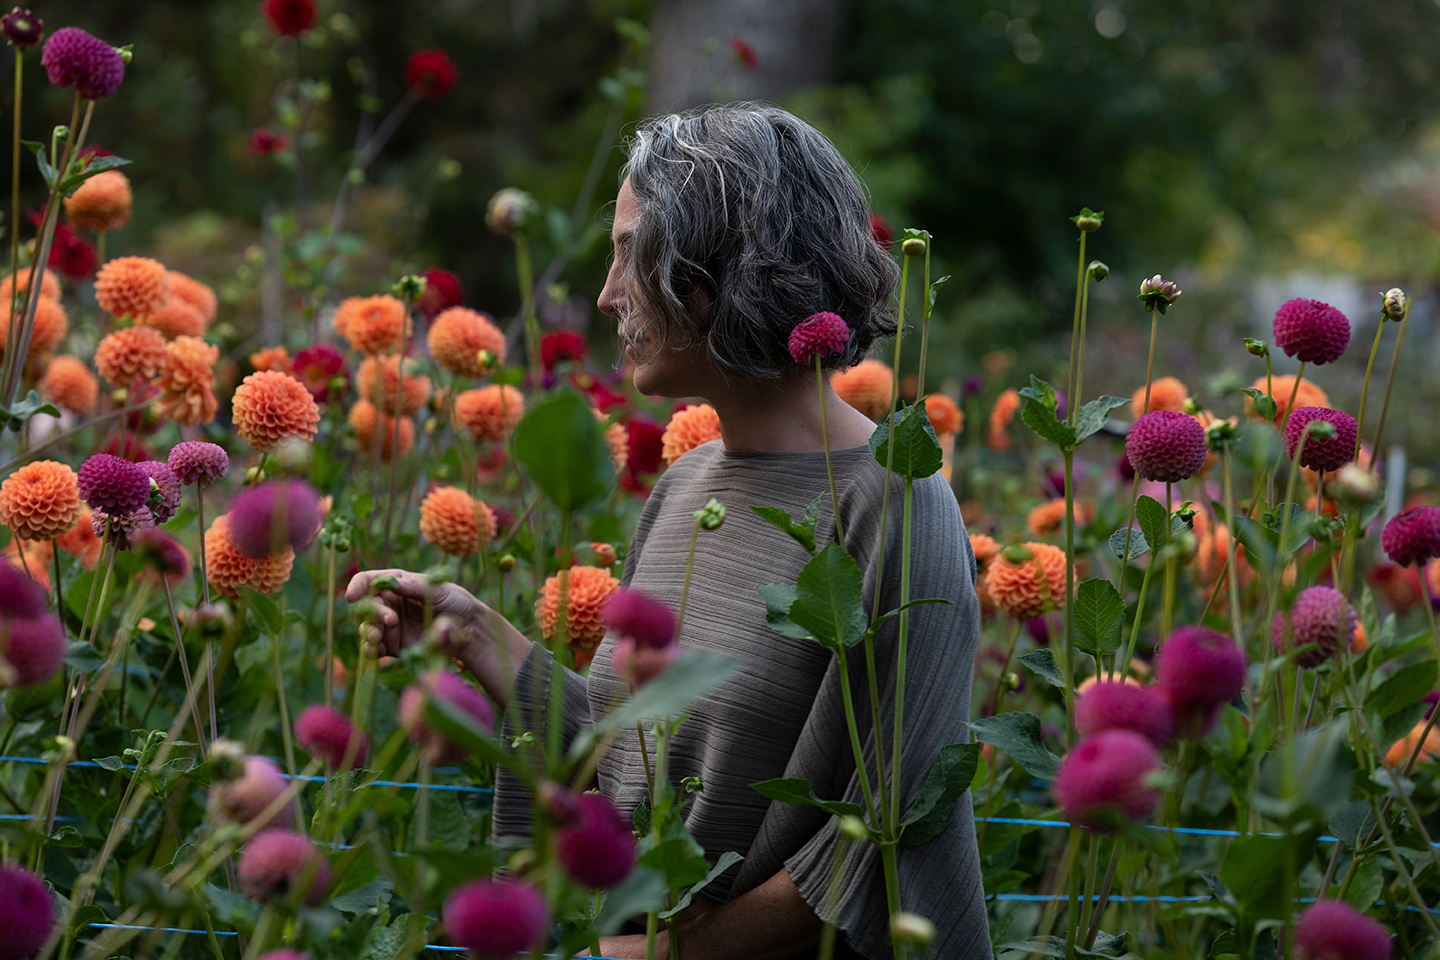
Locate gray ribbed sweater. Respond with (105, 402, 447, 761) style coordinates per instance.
(494, 440, 990, 959)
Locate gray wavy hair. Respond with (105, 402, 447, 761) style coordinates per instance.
(620, 103, 900, 380)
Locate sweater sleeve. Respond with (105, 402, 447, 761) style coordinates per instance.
(734, 473, 991, 959)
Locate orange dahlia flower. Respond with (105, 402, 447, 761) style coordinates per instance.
(923, 394, 963, 436)
(142, 297, 206, 340)
(419, 485, 497, 557)
(95, 256, 171, 319)
(536, 564, 620, 668)
(427, 307, 505, 378)
(985, 542, 1069, 620)
(2, 297, 69, 363)
(205, 514, 258, 600)
(334, 295, 409, 355)
(57, 507, 103, 569)
(232, 370, 320, 452)
(153, 336, 219, 426)
(4, 539, 51, 591)
(41, 355, 98, 414)
(971, 533, 1000, 569)
(0, 267, 60, 304)
(661, 403, 721, 464)
(249, 346, 294, 376)
(1249, 374, 1329, 424)
(987, 389, 1021, 450)
(454, 385, 524, 442)
(348, 400, 415, 461)
(831, 359, 895, 421)
(605, 419, 628, 472)
(250, 548, 296, 596)
(1025, 498, 1090, 539)
(96, 325, 168, 387)
(1131, 376, 1189, 419)
(357, 355, 431, 416)
(1388, 719, 1440, 768)
(0, 460, 82, 542)
(64, 169, 132, 233)
(166, 271, 217, 325)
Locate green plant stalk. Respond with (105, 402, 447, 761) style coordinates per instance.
(816, 354, 844, 544)
(880, 841, 901, 926)
(989, 617, 1023, 717)
(1084, 841, 1122, 950)
(888, 477, 914, 831)
(1076, 833, 1100, 944)
(161, 577, 208, 753)
(546, 509, 574, 767)
(1075, 264, 1093, 415)
(1161, 483, 1176, 637)
(324, 541, 337, 709)
(837, 648, 879, 826)
(1259, 427, 1311, 727)
(1368, 303, 1410, 469)
(1065, 231, 1087, 425)
(1065, 824, 1083, 960)
(6, 49, 22, 367)
(1111, 471, 1143, 680)
(645, 723, 670, 960)
(1353, 320, 1387, 460)
(1062, 448, 1077, 746)
(380, 302, 414, 566)
(516, 234, 543, 392)
(817, 829, 854, 960)
(1140, 310, 1159, 417)
(413, 760, 432, 912)
(1220, 451, 1246, 684)
(1118, 553, 1158, 680)
(916, 234, 932, 400)
(1366, 795, 1440, 940)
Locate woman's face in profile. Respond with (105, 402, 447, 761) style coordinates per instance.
(597, 178, 711, 399)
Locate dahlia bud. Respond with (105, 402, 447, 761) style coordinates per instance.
(900, 237, 927, 257)
(838, 815, 868, 842)
(209, 739, 248, 782)
(1137, 275, 1182, 314)
(1335, 464, 1380, 503)
(497, 554, 516, 572)
(475, 349, 497, 373)
(245, 465, 267, 485)
(2, 8, 43, 49)
(1244, 338, 1269, 357)
(46, 735, 76, 764)
(1004, 671, 1020, 691)
(391, 274, 426, 303)
(1087, 260, 1109, 281)
(890, 913, 937, 949)
(1182, 397, 1203, 416)
(1383, 287, 1408, 322)
(1205, 419, 1239, 452)
(189, 603, 234, 639)
(485, 187, 537, 237)
(1001, 544, 1034, 564)
(1070, 208, 1104, 233)
(693, 497, 726, 530)
(1305, 421, 1338, 442)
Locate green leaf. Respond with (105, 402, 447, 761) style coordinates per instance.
(1134, 496, 1169, 553)
(569, 651, 741, 760)
(1073, 578, 1125, 658)
(0, 390, 61, 431)
(1073, 395, 1129, 444)
(594, 867, 667, 937)
(750, 498, 819, 555)
(1267, 503, 1312, 558)
(1327, 801, 1376, 850)
(969, 712, 1060, 780)
(1019, 379, 1076, 448)
(1221, 834, 1304, 924)
(1242, 387, 1277, 422)
(57, 154, 132, 196)
(750, 777, 864, 819)
(870, 403, 943, 479)
(236, 586, 282, 636)
(871, 597, 952, 634)
(901, 741, 981, 846)
(1019, 649, 1064, 688)
(1232, 515, 1277, 573)
(639, 835, 711, 888)
(1108, 526, 1149, 561)
(756, 582, 811, 640)
(927, 274, 951, 310)
(352, 491, 374, 520)
(512, 389, 615, 511)
(786, 542, 867, 651)
(1368, 659, 1438, 719)
(62, 640, 104, 673)
(660, 851, 744, 918)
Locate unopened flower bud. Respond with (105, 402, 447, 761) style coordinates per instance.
(901, 237, 927, 257)
(475, 349, 497, 373)
(1182, 397, 1203, 416)
(209, 739, 248, 782)
(889, 913, 936, 949)
(1335, 464, 1379, 502)
(1137, 275, 1182, 314)
(46, 735, 76, 764)
(1205, 420, 1239, 452)
(272, 438, 313, 475)
(1087, 260, 1109, 281)
(1306, 421, 1338, 442)
(1004, 671, 1020, 691)
(486, 187, 538, 236)
(1001, 544, 1034, 564)
(245, 465, 267, 485)
(392, 274, 426, 302)
(1244, 338, 1269, 357)
(693, 498, 726, 530)
(838, 815, 867, 842)
(498, 554, 517, 572)
(188, 603, 234, 639)
(2, 8, 43, 49)
(1071, 208, 1104, 233)
(1383, 287, 1408, 321)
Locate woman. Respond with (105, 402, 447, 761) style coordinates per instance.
(346, 103, 988, 959)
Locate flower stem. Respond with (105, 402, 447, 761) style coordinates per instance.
(888, 478, 914, 832)
(161, 577, 207, 753)
(325, 541, 337, 709)
(1065, 232, 1087, 426)
(5, 49, 21, 356)
(1369, 303, 1410, 471)
(837, 648, 879, 826)
(515, 235, 542, 392)
(816, 354, 844, 545)
(916, 233, 932, 400)
(1354, 320, 1387, 460)
(1140, 311, 1158, 416)
(1063, 448, 1077, 746)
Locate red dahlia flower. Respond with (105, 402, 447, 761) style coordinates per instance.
(404, 49, 458, 101)
(262, 0, 316, 37)
(418, 268, 464, 319)
(248, 128, 291, 156)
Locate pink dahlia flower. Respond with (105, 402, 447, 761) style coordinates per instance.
(1075, 681, 1174, 748)
(1294, 899, 1392, 960)
(399, 670, 495, 765)
(137, 460, 182, 523)
(557, 791, 637, 888)
(1381, 505, 1440, 568)
(3, 613, 66, 688)
(1155, 626, 1246, 738)
(210, 756, 295, 829)
(1273, 298, 1351, 365)
(227, 479, 322, 558)
(1053, 730, 1161, 829)
(601, 588, 677, 649)
(237, 829, 331, 906)
(41, 27, 124, 100)
(167, 441, 229, 486)
(0, 864, 53, 960)
(77, 453, 150, 515)
(1125, 410, 1207, 483)
(1273, 586, 1355, 668)
(1283, 406, 1358, 473)
(788, 311, 851, 365)
(294, 704, 367, 767)
(443, 879, 549, 957)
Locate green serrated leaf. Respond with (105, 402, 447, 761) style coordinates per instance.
(1019, 649, 1064, 688)
(870, 403, 943, 479)
(1135, 496, 1169, 553)
(787, 542, 866, 650)
(1073, 395, 1129, 444)
(751, 500, 819, 555)
(1109, 525, 1149, 561)
(1368, 659, 1437, 719)
(969, 712, 1060, 780)
(756, 582, 811, 640)
(1019, 377, 1076, 447)
(750, 777, 864, 819)
(512, 389, 615, 511)
(1074, 578, 1125, 658)
(901, 741, 981, 846)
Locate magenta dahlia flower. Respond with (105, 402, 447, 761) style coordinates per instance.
(1075, 681, 1174, 748)
(1294, 899, 1392, 960)
(78, 453, 150, 515)
(237, 829, 331, 907)
(399, 670, 495, 765)
(133, 528, 191, 582)
(1381, 505, 1440, 568)
(1273, 586, 1355, 668)
(293, 343, 348, 402)
(1273, 298, 1351, 365)
(443, 879, 549, 958)
(404, 49, 458, 101)
(294, 704, 367, 767)
(1, 9, 43, 49)
(3, 613, 66, 688)
(1053, 730, 1161, 829)
(1155, 626, 1247, 738)
(0, 563, 49, 620)
(1125, 410, 1207, 483)
(788, 311, 851, 365)
(167, 441, 228, 487)
(557, 791, 637, 888)
(41, 27, 124, 100)
(227, 479, 321, 558)
(137, 460, 181, 523)
(0, 864, 53, 960)
(209, 755, 295, 830)
(601, 588, 677, 649)
(1284, 406, 1358, 473)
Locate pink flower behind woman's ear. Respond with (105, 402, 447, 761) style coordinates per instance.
(787, 311, 850, 365)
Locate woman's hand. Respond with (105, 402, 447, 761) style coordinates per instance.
(345, 568, 533, 708)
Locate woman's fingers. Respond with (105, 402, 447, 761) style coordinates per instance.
(344, 568, 437, 604)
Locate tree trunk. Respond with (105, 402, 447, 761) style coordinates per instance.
(645, 0, 842, 115)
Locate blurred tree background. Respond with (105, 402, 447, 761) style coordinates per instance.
(18, 0, 1440, 451)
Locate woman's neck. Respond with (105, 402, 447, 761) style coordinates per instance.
(704, 373, 878, 453)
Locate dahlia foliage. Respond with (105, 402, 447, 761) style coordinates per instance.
(0, 13, 1422, 960)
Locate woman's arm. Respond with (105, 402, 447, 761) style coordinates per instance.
(345, 569, 533, 708)
(591, 868, 822, 960)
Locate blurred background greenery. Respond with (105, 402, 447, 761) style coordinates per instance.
(21, 0, 1440, 458)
